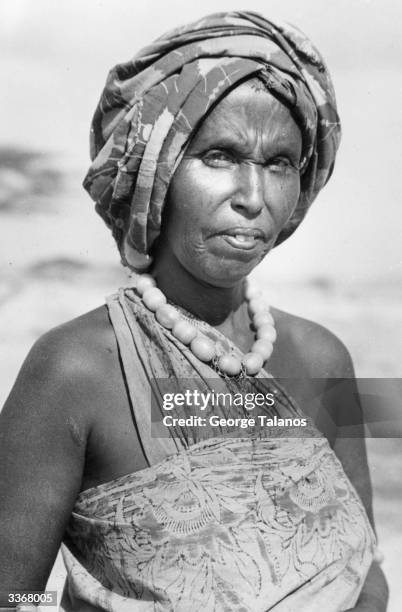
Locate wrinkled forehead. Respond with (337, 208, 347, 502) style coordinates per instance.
(186, 80, 303, 154)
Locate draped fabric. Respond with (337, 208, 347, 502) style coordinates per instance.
(83, 12, 341, 270)
(61, 289, 375, 612)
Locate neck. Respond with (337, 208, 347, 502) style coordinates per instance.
(152, 254, 246, 329)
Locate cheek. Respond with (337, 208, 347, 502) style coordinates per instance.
(164, 189, 208, 259)
(170, 158, 233, 205)
(166, 161, 226, 240)
(270, 175, 301, 227)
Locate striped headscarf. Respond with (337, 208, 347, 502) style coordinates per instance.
(84, 11, 341, 270)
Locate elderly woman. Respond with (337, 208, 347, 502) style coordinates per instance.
(0, 11, 388, 612)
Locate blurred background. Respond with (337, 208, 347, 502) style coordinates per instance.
(0, 0, 401, 609)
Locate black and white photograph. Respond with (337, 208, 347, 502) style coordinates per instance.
(0, 1, 400, 610)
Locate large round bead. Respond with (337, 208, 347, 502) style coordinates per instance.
(155, 304, 181, 329)
(252, 339, 274, 361)
(217, 354, 242, 376)
(242, 352, 264, 375)
(142, 287, 166, 311)
(256, 324, 277, 343)
(244, 283, 261, 301)
(248, 298, 270, 316)
(136, 275, 156, 295)
(253, 311, 274, 328)
(190, 336, 216, 362)
(172, 319, 197, 344)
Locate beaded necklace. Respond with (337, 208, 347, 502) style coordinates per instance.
(135, 274, 276, 377)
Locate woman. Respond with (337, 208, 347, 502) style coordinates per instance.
(0, 11, 388, 612)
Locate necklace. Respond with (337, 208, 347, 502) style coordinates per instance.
(134, 274, 276, 377)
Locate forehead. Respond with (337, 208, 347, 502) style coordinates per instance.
(189, 82, 302, 152)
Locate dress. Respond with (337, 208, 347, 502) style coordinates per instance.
(60, 288, 375, 612)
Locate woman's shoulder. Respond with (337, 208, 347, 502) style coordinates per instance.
(270, 306, 354, 379)
(27, 305, 117, 381)
(4, 305, 121, 429)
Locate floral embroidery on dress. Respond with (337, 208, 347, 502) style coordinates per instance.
(64, 437, 375, 611)
(61, 292, 376, 611)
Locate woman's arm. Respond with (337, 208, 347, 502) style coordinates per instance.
(284, 316, 389, 612)
(327, 341, 389, 611)
(345, 561, 388, 611)
(334, 429, 388, 611)
(0, 328, 92, 606)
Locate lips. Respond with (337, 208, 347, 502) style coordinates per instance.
(214, 227, 266, 251)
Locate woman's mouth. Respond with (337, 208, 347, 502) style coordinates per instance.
(215, 228, 265, 251)
(222, 235, 260, 250)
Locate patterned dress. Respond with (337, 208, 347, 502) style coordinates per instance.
(60, 289, 375, 611)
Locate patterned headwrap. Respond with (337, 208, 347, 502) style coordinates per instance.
(84, 11, 341, 270)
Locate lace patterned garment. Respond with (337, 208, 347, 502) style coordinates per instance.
(61, 289, 375, 612)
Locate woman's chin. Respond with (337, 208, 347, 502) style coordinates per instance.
(192, 257, 261, 288)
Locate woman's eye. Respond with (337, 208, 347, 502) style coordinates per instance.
(268, 157, 298, 172)
(202, 150, 234, 167)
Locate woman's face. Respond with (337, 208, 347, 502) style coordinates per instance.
(158, 82, 302, 287)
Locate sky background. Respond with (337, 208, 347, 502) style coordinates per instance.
(0, 0, 401, 284)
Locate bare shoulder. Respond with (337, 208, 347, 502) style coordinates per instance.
(2, 305, 120, 435)
(271, 309, 375, 527)
(0, 306, 123, 593)
(28, 304, 117, 374)
(270, 306, 354, 379)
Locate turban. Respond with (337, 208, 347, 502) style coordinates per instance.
(84, 11, 341, 270)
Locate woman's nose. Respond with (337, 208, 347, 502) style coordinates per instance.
(231, 162, 265, 216)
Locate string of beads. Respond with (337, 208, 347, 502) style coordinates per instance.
(135, 274, 276, 377)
